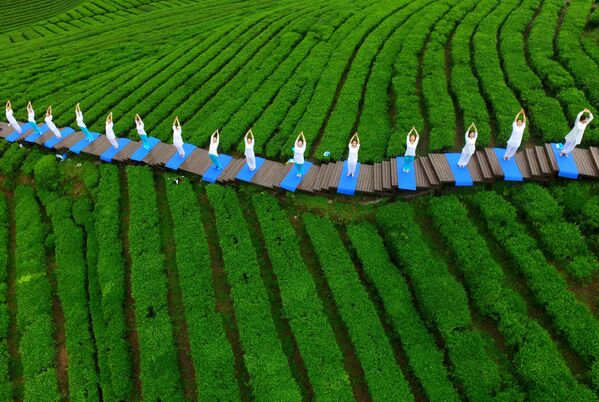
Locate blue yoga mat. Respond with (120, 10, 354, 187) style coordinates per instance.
(44, 127, 75, 148)
(493, 148, 523, 181)
(337, 161, 360, 196)
(395, 157, 416, 190)
(70, 132, 101, 154)
(129, 137, 160, 162)
(165, 144, 197, 170)
(551, 143, 578, 179)
(100, 138, 131, 163)
(202, 154, 233, 183)
(445, 153, 473, 186)
(23, 123, 49, 143)
(279, 162, 313, 192)
(7, 123, 37, 142)
(236, 157, 266, 182)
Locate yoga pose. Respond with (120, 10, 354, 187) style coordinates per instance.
(458, 123, 478, 168)
(5, 101, 21, 134)
(560, 108, 594, 157)
(75, 103, 95, 141)
(347, 133, 360, 177)
(105, 112, 118, 149)
(173, 116, 184, 157)
(293, 131, 307, 177)
(45, 106, 62, 139)
(135, 114, 151, 150)
(504, 109, 526, 160)
(209, 130, 222, 170)
(403, 127, 419, 173)
(26, 101, 44, 136)
(244, 129, 256, 171)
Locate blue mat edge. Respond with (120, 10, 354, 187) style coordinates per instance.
(235, 157, 266, 182)
(395, 157, 417, 190)
(280, 162, 313, 192)
(445, 153, 474, 186)
(201, 154, 233, 183)
(337, 161, 361, 196)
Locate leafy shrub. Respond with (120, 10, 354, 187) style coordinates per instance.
(34, 155, 61, 191)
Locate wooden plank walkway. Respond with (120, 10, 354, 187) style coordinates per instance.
(1, 121, 598, 197)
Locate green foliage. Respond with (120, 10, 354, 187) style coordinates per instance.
(0, 195, 12, 400)
(34, 155, 61, 192)
(206, 184, 301, 401)
(303, 213, 414, 401)
(347, 222, 459, 402)
(165, 179, 239, 401)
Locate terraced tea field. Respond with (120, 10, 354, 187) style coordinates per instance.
(0, 0, 598, 401)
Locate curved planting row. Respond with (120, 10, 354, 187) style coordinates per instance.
(346, 223, 459, 402)
(303, 213, 413, 401)
(205, 185, 301, 401)
(41, 194, 100, 402)
(14, 186, 60, 400)
(252, 194, 353, 401)
(428, 196, 595, 400)
(126, 166, 183, 401)
(470, 191, 599, 392)
(471, 0, 522, 144)
(94, 165, 132, 400)
(499, 0, 569, 142)
(0, 196, 12, 400)
(387, 0, 459, 157)
(376, 201, 520, 401)
(507, 183, 598, 281)
(164, 179, 239, 400)
(449, 0, 494, 147)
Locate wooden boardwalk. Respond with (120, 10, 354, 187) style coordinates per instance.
(2, 121, 598, 196)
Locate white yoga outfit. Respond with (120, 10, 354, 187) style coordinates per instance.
(173, 125, 184, 156)
(347, 143, 359, 175)
(45, 114, 62, 138)
(6, 109, 21, 133)
(245, 138, 256, 170)
(106, 121, 118, 148)
(563, 111, 594, 154)
(458, 131, 477, 167)
(504, 122, 525, 159)
(294, 143, 306, 164)
(27, 109, 35, 123)
(405, 134, 419, 157)
(136, 120, 147, 136)
(209, 137, 219, 156)
(76, 110, 86, 127)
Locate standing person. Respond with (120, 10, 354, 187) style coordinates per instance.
(403, 127, 419, 173)
(105, 112, 118, 149)
(293, 131, 307, 178)
(560, 108, 594, 157)
(504, 109, 526, 160)
(6, 101, 23, 134)
(75, 103, 95, 141)
(244, 128, 256, 171)
(209, 129, 222, 170)
(45, 106, 62, 139)
(5, 100, 22, 134)
(26, 101, 44, 136)
(458, 123, 478, 168)
(135, 114, 151, 150)
(347, 132, 360, 177)
(172, 116, 185, 157)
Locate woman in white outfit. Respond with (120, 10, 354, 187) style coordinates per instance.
(403, 127, 419, 173)
(173, 116, 184, 157)
(76, 103, 94, 141)
(209, 130, 222, 169)
(135, 114, 151, 150)
(293, 131, 307, 177)
(504, 109, 526, 160)
(26, 101, 44, 136)
(105, 112, 118, 149)
(458, 123, 478, 168)
(347, 133, 360, 177)
(5, 101, 21, 134)
(560, 108, 594, 157)
(244, 129, 256, 171)
(45, 106, 62, 139)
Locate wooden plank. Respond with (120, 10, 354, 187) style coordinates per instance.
(525, 148, 541, 178)
(35, 130, 58, 146)
(428, 154, 454, 183)
(114, 141, 141, 163)
(327, 161, 344, 191)
(573, 148, 599, 178)
(390, 157, 398, 188)
(82, 135, 111, 157)
(466, 155, 484, 183)
(535, 145, 552, 176)
(252, 160, 278, 188)
(475, 151, 493, 181)
(217, 158, 243, 183)
(179, 149, 209, 175)
(54, 131, 84, 151)
(298, 165, 320, 192)
(590, 147, 599, 172)
(514, 152, 531, 179)
(273, 163, 292, 189)
(543, 144, 558, 173)
(356, 164, 373, 193)
(382, 160, 392, 191)
(419, 156, 440, 186)
(373, 163, 383, 192)
(483, 148, 503, 177)
(414, 159, 430, 189)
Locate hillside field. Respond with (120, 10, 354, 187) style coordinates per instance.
(0, 0, 599, 401)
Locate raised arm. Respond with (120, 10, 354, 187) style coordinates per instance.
(27, 101, 33, 112)
(576, 110, 584, 123)
(106, 112, 113, 124)
(5, 100, 10, 111)
(135, 114, 142, 124)
(46, 106, 52, 117)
